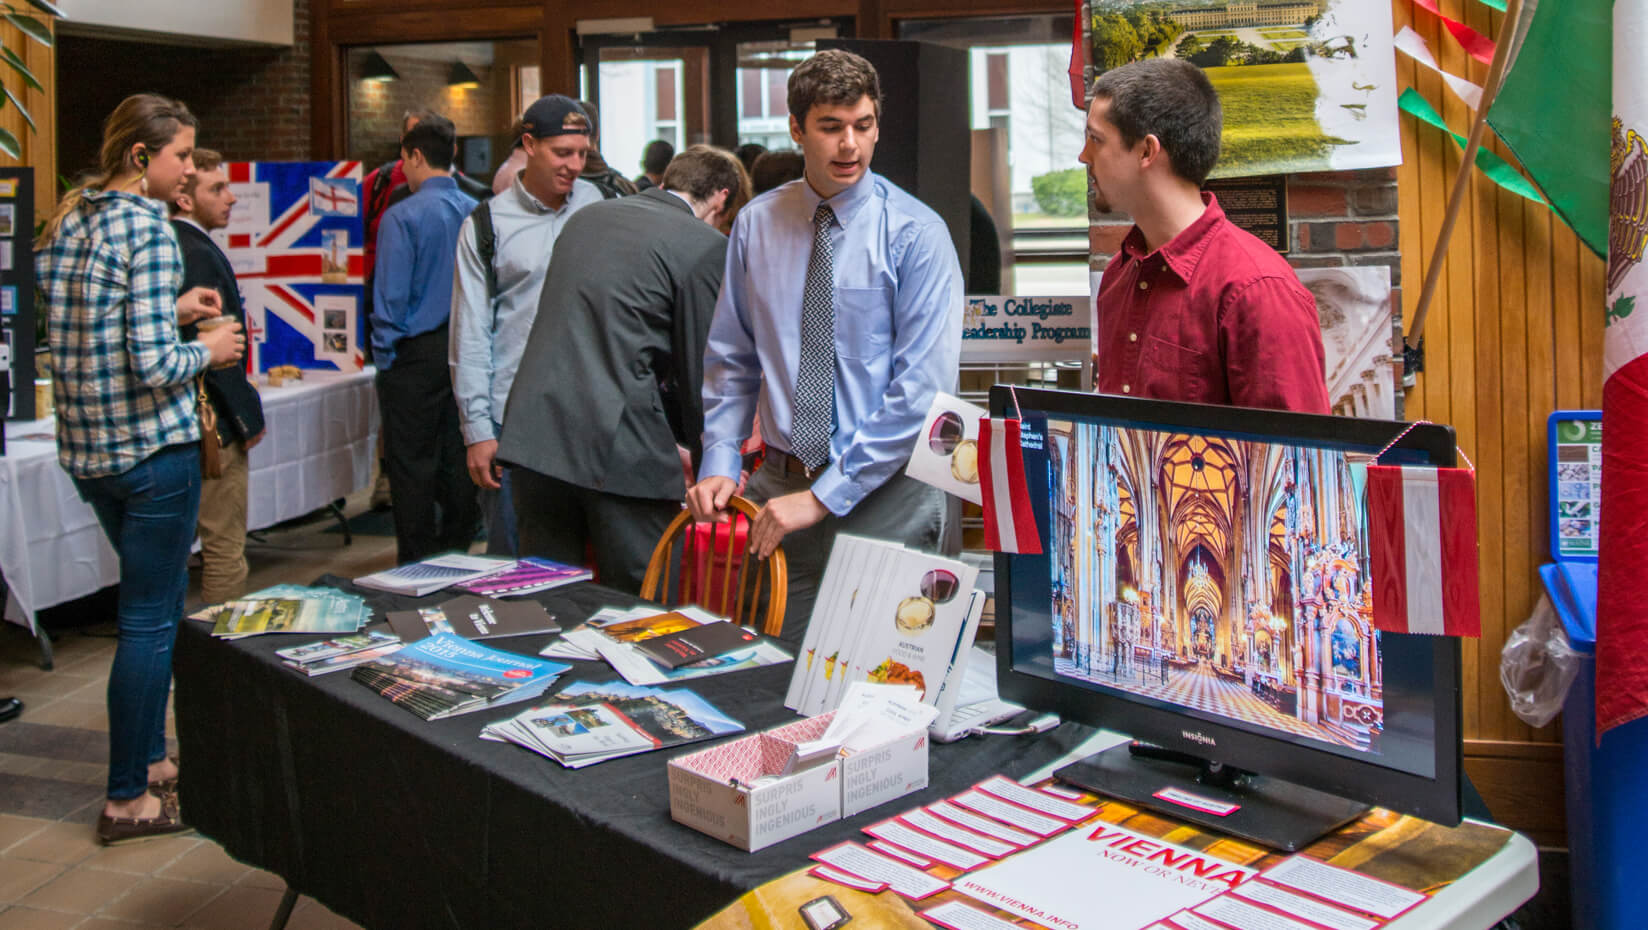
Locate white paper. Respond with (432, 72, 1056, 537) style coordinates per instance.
(869, 840, 931, 867)
(951, 790, 1067, 837)
(976, 775, 1094, 822)
(865, 820, 988, 870)
(921, 900, 1025, 930)
(812, 843, 950, 900)
(1195, 896, 1321, 930)
(1228, 883, 1378, 930)
(927, 800, 1038, 847)
(900, 808, 1015, 858)
(1262, 857, 1423, 919)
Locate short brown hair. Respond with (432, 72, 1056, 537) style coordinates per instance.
(1091, 59, 1223, 186)
(787, 49, 881, 124)
(176, 147, 224, 201)
(662, 145, 754, 228)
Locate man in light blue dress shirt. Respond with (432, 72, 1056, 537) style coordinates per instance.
(689, 50, 963, 641)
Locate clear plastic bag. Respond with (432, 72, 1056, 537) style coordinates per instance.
(1499, 593, 1583, 728)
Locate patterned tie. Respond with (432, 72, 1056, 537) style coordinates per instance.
(792, 203, 836, 470)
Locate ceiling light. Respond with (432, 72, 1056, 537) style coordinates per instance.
(448, 61, 481, 89)
(361, 51, 398, 83)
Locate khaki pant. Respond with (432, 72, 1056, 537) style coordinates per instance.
(197, 439, 249, 604)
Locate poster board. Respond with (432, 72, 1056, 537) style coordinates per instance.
(1088, 0, 1401, 178)
(0, 167, 34, 421)
(213, 161, 365, 373)
(1548, 411, 1601, 562)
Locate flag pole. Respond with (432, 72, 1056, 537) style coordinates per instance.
(1406, 0, 1528, 350)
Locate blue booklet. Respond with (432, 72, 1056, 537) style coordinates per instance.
(352, 633, 570, 720)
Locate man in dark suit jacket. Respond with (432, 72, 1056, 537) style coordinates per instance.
(497, 146, 751, 593)
(172, 148, 266, 603)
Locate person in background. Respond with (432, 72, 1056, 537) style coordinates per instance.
(370, 114, 481, 563)
(735, 142, 767, 175)
(491, 119, 528, 196)
(170, 147, 266, 604)
(689, 51, 962, 642)
(500, 146, 751, 593)
(1081, 58, 1328, 413)
(451, 96, 601, 556)
(574, 100, 639, 199)
(634, 139, 674, 191)
(37, 93, 245, 843)
(750, 149, 804, 196)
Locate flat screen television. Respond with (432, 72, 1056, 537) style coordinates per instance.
(991, 386, 1463, 851)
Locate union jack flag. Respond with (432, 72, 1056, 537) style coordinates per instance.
(213, 161, 366, 373)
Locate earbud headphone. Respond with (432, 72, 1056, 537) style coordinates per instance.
(135, 149, 149, 169)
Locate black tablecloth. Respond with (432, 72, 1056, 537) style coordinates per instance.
(172, 576, 1089, 930)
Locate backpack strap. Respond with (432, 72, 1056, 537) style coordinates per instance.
(471, 199, 497, 302)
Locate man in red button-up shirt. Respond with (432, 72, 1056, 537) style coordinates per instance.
(1082, 59, 1330, 415)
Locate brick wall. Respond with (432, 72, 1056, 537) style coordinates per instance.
(345, 52, 499, 168)
(55, 0, 312, 180)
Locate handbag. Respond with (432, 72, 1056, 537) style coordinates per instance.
(197, 376, 226, 480)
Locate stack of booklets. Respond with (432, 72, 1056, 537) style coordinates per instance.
(453, 557, 591, 597)
(351, 633, 569, 721)
(193, 584, 373, 639)
(480, 680, 744, 768)
(385, 594, 559, 643)
(542, 605, 791, 686)
(276, 631, 403, 676)
(353, 553, 515, 597)
(785, 534, 979, 715)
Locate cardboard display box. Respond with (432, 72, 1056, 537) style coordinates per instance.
(668, 713, 929, 851)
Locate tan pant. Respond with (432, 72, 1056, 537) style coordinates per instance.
(197, 439, 250, 604)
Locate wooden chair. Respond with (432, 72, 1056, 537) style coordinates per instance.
(639, 496, 788, 636)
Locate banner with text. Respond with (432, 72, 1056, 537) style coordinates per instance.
(963, 295, 1091, 363)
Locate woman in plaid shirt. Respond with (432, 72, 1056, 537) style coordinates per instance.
(36, 94, 245, 845)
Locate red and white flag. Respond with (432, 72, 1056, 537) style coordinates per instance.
(979, 417, 1041, 554)
(1366, 465, 1480, 637)
(1599, 3, 1648, 735)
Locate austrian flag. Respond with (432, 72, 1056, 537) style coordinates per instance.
(1366, 466, 1480, 638)
(979, 417, 1041, 554)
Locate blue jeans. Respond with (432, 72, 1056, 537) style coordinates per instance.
(480, 420, 518, 556)
(73, 444, 202, 801)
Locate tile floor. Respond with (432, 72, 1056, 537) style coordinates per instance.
(0, 490, 400, 930)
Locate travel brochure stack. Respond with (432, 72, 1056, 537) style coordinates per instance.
(351, 633, 570, 721)
(385, 594, 560, 643)
(482, 680, 745, 768)
(544, 605, 792, 686)
(276, 631, 404, 676)
(353, 553, 589, 598)
(785, 534, 980, 715)
(191, 584, 374, 639)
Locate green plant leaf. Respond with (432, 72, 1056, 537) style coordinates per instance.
(3, 13, 51, 48)
(4, 85, 34, 131)
(0, 125, 20, 159)
(18, 0, 64, 19)
(0, 45, 41, 93)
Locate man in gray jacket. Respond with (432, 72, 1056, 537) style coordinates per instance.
(497, 146, 751, 592)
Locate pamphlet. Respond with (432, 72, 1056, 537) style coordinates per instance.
(353, 553, 514, 598)
(386, 595, 558, 643)
(210, 593, 367, 638)
(906, 392, 987, 505)
(481, 680, 744, 767)
(453, 556, 591, 597)
(551, 604, 791, 686)
(634, 620, 759, 669)
(351, 633, 568, 720)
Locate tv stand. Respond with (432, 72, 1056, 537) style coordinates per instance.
(1054, 741, 1370, 852)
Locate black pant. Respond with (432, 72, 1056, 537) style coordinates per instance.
(511, 468, 679, 596)
(376, 327, 479, 564)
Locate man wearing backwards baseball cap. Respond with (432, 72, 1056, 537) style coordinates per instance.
(449, 95, 602, 555)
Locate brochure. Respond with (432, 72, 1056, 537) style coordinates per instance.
(905, 392, 986, 505)
(351, 633, 569, 720)
(386, 595, 558, 643)
(549, 604, 791, 686)
(353, 553, 514, 598)
(453, 556, 592, 597)
(276, 630, 400, 667)
(210, 593, 367, 639)
(634, 620, 760, 669)
(482, 680, 744, 767)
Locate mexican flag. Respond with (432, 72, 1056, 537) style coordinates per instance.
(1598, 3, 1648, 736)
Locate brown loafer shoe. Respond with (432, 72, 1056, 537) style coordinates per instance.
(149, 754, 180, 796)
(97, 791, 193, 846)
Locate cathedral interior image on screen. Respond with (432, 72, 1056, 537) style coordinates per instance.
(1045, 421, 1383, 754)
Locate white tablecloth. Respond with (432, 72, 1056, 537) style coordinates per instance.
(2, 368, 379, 635)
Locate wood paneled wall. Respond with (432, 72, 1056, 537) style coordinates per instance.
(0, 16, 56, 221)
(1396, 0, 1599, 845)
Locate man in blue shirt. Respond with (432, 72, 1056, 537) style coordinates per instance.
(371, 114, 481, 562)
(689, 50, 964, 641)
